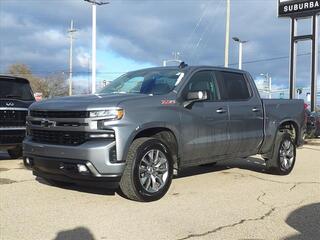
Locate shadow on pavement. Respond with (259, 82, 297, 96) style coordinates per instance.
(0, 151, 9, 160)
(36, 177, 118, 196)
(178, 156, 268, 179)
(33, 156, 270, 197)
(53, 227, 95, 240)
(284, 203, 320, 240)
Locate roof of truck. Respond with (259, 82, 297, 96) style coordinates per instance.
(0, 75, 30, 83)
(129, 65, 248, 74)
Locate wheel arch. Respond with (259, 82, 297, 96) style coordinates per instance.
(278, 119, 300, 145)
(124, 126, 180, 170)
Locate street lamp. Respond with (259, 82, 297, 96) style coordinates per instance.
(84, 0, 109, 94)
(260, 73, 272, 99)
(232, 37, 248, 70)
(68, 20, 77, 96)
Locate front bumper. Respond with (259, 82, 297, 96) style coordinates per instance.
(0, 129, 25, 150)
(25, 156, 121, 188)
(23, 137, 125, 185)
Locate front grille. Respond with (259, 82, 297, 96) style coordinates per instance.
(30, 130, 89, 146)
(30, 111, 89, 118)
(0, 110, 27, 127)
(0, 130, 25, 144)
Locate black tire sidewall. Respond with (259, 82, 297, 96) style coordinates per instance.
(277, 133, 296, 175)
(7, 146, 22, 159)
(132, 139, 173, 202)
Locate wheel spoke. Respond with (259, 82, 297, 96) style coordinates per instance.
(147, 150, 154, 162)
(155, 157, 167, 168)
(145, 176, 151, 190)
(155, 167, 168, 174)
(150, 175, 158, 191)
(287, 145, 294, 157)
(155, 175, 164, 186)
(141, 158, 149, 166)
(140, 175, 148, 185)
(284, 141, 291, 150)
(139, 165, 147, 173)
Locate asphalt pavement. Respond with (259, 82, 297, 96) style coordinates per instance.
(0, 140, 319, 240)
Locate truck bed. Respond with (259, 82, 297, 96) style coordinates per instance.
(259, 99, 305, 154)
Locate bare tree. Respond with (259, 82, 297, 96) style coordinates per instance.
(6, 63, 68, 98)
(44, 73, 68, 98)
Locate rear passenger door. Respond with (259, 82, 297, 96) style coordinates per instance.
(215, 71, 263, 157)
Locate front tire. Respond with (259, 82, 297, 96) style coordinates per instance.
(120, 138, 173, 202)
(266, 132, 296, 175)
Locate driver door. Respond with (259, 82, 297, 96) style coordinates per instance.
(180, 70, 229, 166)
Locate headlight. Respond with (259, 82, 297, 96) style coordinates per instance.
(89, 108, 124, 120)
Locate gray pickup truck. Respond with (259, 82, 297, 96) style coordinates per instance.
(23, 66, 305, 201)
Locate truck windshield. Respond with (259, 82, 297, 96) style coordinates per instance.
(99, 69, 184, 95)
(0, 79, 34, 101)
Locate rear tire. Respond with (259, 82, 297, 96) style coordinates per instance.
(7, 146, 22, 159)
(266, 132, 296, 175)
(120, 138, 173, 202)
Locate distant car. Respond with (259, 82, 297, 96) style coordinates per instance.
(0, 75, 35, 159)
(311, 112, 320, 138)
(305, 108, 316, 138)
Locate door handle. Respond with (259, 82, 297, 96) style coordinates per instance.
(252, 108, 260, 112)
(216, 108, 227, 114)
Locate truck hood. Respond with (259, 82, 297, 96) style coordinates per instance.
(30, 93, 153, 111)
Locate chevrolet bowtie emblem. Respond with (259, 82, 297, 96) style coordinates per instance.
(40, 119, 56, 128)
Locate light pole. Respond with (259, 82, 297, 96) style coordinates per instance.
(84, 0, 109, 94)
(232, 37, 248, 70)
(224, 0, 230, 68)
(68, 20, 77, 96)
(261, 73, 272, 99)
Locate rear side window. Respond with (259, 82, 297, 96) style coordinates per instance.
(217, 71, 250, 100)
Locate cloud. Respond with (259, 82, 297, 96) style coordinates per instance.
(76, 49, 91, 69)
(0, 0, 318, 90)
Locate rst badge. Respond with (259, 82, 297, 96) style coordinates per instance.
(161, 100, 176, 105)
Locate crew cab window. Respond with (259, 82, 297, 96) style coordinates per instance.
(218, 72, 250, 100)
(186, 71, 218, 101)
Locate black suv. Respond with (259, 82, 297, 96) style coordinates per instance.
(0, 76, 35, 158)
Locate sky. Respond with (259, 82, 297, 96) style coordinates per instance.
(0, 0, 319, 99)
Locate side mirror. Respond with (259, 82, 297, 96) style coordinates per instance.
(186, 91, 208, 101)
(184, 91, 208, 108)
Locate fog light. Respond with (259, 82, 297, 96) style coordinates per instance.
(23, 157, 33, 168)
(77, 164, 89, 173)
(89, 133, 115, 139)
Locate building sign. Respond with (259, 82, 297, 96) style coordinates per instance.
(278, 0, 320, 17)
